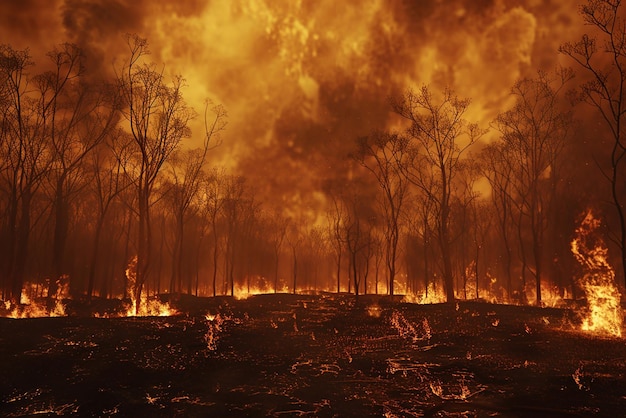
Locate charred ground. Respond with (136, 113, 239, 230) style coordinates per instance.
(1, 294, 625, 417)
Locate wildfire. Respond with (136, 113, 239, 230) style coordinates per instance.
(402, 282, 447, 305)
(233, 281, 289, 300)
(571, 210, 623, 338)
(1, 279, 68, 318)
(123, 256, 177, 317)
(525, 284, 567, 308)
(121, 296, 177, 318)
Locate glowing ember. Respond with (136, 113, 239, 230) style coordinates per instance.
(204, 312, 224, 351)
(366, 303, 382, 317)
(389, 310, 431, 343)
(570, 210, 623, 338)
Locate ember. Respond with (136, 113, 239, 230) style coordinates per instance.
(2, 295, 624, 416)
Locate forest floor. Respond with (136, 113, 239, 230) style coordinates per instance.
(1, 293, 625, 417)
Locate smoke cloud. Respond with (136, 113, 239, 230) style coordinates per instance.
(0, 0, 583, 219)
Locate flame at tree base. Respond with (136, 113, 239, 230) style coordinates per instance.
(1, 278, 69, 318)
(3, 294, 66, 319)
(119, 294, 177, 317)
(580, 284, 622, 337)
(122, 255, 177, 317)
(571, 210, 623, 338)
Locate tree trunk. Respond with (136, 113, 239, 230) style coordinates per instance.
(87, 215, 105, 300)
(51, 176, 69, 299)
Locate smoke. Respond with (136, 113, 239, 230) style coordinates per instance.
(0, 0, 584, 219)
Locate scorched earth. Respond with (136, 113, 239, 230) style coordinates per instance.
(1, 294, 625, 417)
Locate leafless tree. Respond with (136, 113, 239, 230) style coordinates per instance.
(392, 86, 484, 302)
(202, 168, 226, 296)
(85, 128, 131, 300)
(0, 45, 55, 303)
(354, 131, 409, 296)
(41, 44, 120, 299)
(560, 0, 626, 286)
(286, 221, 303, 295)
(116, 34, 193, 313)
(221, 175, 249, 296)
(479, 142, 516, 300)
(327, 194, 346, 293)
(265, 208, 288, 293)
(492, 70, 572, 305)
(165, 102, 226, 294)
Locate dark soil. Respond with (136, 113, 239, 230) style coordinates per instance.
(1, 294, 625, 417)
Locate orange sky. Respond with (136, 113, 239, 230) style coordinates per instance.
(0, 0, 584, 217)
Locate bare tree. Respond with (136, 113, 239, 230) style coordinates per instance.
(0, 45, 55, 303)
(560, 0, 626, 286)
(202, 168, 226, 296)
(327, 194, 346, 293)
(86, 128, 131, 300)
(479, 142, 516, 300)
(354, 131, 409, 296)
(265, 208, 288, 293)
(42, 44, 120, 299)
(166, 102, 226, 294)
(392, 86, 484, 303)
(493, 70, 572, 305)
(117, 34, 193, 313)
(287, 221, 303, 295)
(221, 175, 249, 296)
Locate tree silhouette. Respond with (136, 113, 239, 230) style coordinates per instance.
(560, 0, 626, 287)
(116, 34, 193, 313)
(492, 70, 572, 305)
(355, 131, 408, 296)
(392, 86, 484, 303)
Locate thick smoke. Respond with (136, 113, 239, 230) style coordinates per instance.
(0, 0, 584, 219)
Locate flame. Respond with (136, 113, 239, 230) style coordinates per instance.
(121, 295, 177, 318)
(233, 281, 289, 300)
(525, 284, 567, 308)
(402, 282, 447, 305)
(122, 256, 176, 317)
(571, 210, 623, 338)
(389, 310, 431, 343)
(1, 279, 68, 318)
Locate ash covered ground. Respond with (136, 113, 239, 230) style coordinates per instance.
(1, 294, 625, 417)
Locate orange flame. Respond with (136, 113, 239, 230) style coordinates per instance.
(233, 281, 289, 300)
(402, 282, 447, 305)
(1, 279, 68, 318)
(122, 256, 177, 317)
(571, 210, 623, 338)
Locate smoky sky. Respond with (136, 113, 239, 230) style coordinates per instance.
(0, 0, 586, 219)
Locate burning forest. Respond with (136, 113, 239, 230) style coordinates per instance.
(2, 0, 626, 416)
